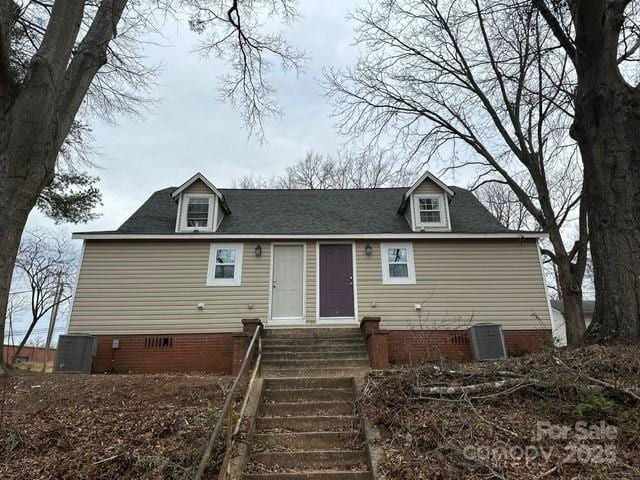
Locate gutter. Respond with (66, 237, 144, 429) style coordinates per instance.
(72, 232, 548, 240)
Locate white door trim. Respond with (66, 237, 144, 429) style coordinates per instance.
(315, 241, 359, 324)
(268, 242, 306, 325)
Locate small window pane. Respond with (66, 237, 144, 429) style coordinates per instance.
(215, 265, 235, 279)
(389, 264, 409, 278)
(216, 248, 236, 264)
(418, 197, 442, 224)
(387, 248, 407, 263)
(419, 198, 439, 210)
(420, 210, 441, 223)
(187, 197, 209, 227)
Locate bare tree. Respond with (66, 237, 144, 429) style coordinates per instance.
(4, 292, 27, 354)
(0, 0, 301, 365)
(326, 0, 589, 344)
(532, 0, 640, 342)
(474, 181, 535, 231)
(234, 150, 417, 189)
(9, 230, 77, 364)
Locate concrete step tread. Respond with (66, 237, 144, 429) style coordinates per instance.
(262, 368, 370, 378)
(263, 388, 354, 403)
(262, 352, 369, 365)
(263, 343, 366, 350)
(245, 472, 371, 480)
(253, 432, 362, 439)
(247, 450, 368, 470)
(262, 359, 370, 367)
(263, 351, 368, 356)
(252, 431, 364, 452)
(256, 415, 360, 433)
(264, 377, 354, 389)
(263, 387, 353, 394)
(264, 328, 362, 337)
(260, 401, 355, 417)
(262, 347, 367, 353)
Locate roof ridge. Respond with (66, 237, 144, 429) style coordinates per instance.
(218, 186, 412, 192)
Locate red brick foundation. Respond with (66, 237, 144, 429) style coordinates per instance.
(388, 329, 551, 365)
(92, 333, 235, 374)
(91, 325, 549, 373)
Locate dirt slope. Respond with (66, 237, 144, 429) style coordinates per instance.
(360, 345, 640, 479)
(0, 373, 231, 479)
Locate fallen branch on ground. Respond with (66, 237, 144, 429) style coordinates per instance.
(553, 356, 640, 402)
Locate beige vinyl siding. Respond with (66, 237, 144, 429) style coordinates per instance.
(183, 179, 213, 194)
(69, 238, 550, 335)
(69, 241, 270, 334)
(413, 179, 444, 195)
(305, 240, 317, 323)
(356, 239, 550, 330)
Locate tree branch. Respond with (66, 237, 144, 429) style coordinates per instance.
(0, 0, 18, 107)
(55, 0, 128, 151)
(532, 0, 576, 65)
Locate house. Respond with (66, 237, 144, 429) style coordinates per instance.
(68, 171, 552, 373)
(550, 299, 594, 346)
(3, 345, 56, 364)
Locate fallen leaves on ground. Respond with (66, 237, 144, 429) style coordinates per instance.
(0, 372, 231, 479)
(360, 345, 640, 479)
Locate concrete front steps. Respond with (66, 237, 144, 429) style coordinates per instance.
(261, 328, 370, 378)
(243, 329, 372, 480)
(245, 377, 371, 480)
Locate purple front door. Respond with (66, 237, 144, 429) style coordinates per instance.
(319, 244, 354, 318)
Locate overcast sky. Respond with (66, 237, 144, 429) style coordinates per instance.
(15, 1, 382, 345)
(27, 0, 368, 235)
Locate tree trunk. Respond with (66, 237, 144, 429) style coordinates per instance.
(552, 251, 586, 345)
(571, 0, 640, 343)
(10, 317, 40, 364)
(0, 0, 129, 365)
(577, 91, 640, 342)
(0, 151, 55, 366)
(560, 281, 586, 344)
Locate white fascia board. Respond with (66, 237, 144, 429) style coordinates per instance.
(73, 232, 548, 240)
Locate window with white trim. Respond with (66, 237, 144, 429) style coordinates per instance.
(179, 194, 216, 232)
(380, 242, 416, 284)
(207, 243, 243, 286)
(187, 197, 209, 227)
(413, 194, 448, 228)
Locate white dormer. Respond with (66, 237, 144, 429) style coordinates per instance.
(399, 171, 454, 232)
(172, 173, 230, 233)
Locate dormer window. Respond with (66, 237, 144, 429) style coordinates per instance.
(187, 197, 210, 227)
(180, 194, 215, 231)
(413, 194, 447, 228)
(172, 173, 231, 233)
(417, 197, 443, 224)
(398, 171, 454, 232)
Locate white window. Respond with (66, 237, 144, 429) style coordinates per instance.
(187, 197, 209, 227)
(413, 194, 447, 228)
(380, 242, 416, 284)
(180, 194, 216, 231)
(207, 243, 243, 286)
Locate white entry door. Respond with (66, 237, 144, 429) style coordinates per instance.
(271, 245, 304, 323)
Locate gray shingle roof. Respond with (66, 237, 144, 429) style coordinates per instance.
(107, 185, 508, 235)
